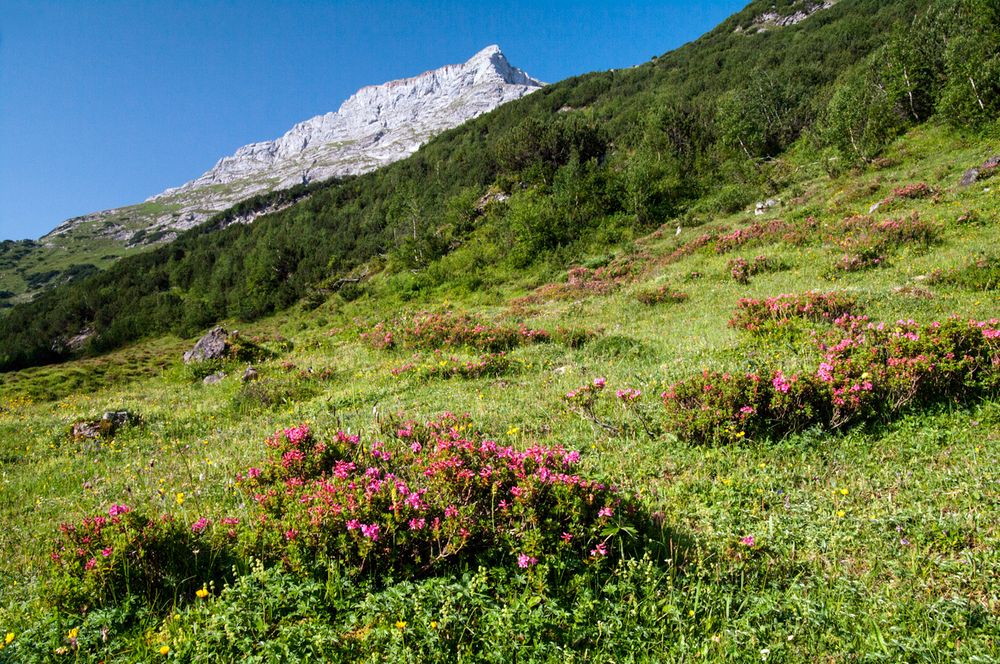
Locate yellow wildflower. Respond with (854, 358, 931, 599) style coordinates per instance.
(175, 492, 184, 505)
(159, 645, 170, 655)
(196, 586, 209, 599)
(67, 627, 79, 640)
(837, 510, 846, 518)
(395, 620, 406, 630)
(4, 632, 13, 645)
(430, 621, 438, 629)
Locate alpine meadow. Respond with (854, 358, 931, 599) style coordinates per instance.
(1, 0, 999, 661)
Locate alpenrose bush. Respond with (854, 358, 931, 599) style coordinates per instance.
(714, 217, 818, 254)
(876, 182, 934, 208)
(511, 263, 635, 304)
(634, 284, 689, 306)
(662, 316, 1000, 444)
(727, 255, 783, 284)
(834, 212, 939, 272)
(389, 351, 511, 380)
(360, 312, 549, 352)
(236, 417, 646, 577)
(729, 291, 859, 333)
(49, 505, 236, 611)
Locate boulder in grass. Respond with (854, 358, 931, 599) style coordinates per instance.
(959, 156, 1000, 187)
(71, 410, 137, 440)
(203, 371, 227, 385)
(183, 326, 229, 364)
(960, 168, 980, 187)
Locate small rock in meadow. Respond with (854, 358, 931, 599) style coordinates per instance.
(71, 411, 135, 440)
(203, 371, 226, 385)
(102, 410, 135, 428)
(183, 326, 229, 364)
(959, 167, 979, 187)
(868, 201, 881, 214)
(71, 420, 104, 440)
(242, 365, 260, 382)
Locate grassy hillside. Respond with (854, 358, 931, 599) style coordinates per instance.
(5, 0, 981, 370)
(1, 120, 998, 660)
(1, 0, 999, 660)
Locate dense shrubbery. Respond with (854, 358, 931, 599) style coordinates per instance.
(728, 255, 785, 284)
(389, 352, 513, 380)
(929, 254, 1000, 291)
(634, 284, 689, 305)
(729, 291, 859, 333)
(834, 212, 939, 272)
(714, 218, 816, 254)
(47, 417, 649, 618)
(662, 316, 1000, 443)
(0, 0, 952, 372)
(49, 505, 236, 612)
(360, 312, 548, 352)
(237, 417, 645, 577)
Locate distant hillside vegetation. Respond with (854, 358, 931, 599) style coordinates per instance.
(1, 0, 996, 371)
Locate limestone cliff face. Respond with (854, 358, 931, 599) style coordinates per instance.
(44, 46, 542, 247)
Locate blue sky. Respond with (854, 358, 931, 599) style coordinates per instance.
(0, 1, 746, 240)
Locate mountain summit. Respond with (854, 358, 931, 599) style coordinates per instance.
(41, 46, 542, 250)
(151, 45, 543, 216)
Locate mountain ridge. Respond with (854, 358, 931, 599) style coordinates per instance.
(42, 45, 542, 247)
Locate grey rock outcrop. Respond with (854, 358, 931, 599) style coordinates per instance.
(203, 371, 226, 385)
(71, 410, 137, 440)
(183, 326, 230, 364)
(958, 156, 999, 187)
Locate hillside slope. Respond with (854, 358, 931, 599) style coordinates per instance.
(0, 46, 541, 305)
(7, 0, 987, 371)
(1, 0, 999, 660)
(0, 120, 997, 660)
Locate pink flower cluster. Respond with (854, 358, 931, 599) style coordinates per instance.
(728, 255, 778, 284)
(236, 414, 636, 576)
(662, 315, 1000, 443)
(390, 351, 511, 381)
(361, 312, 549, 353)
(729, 291, 858, 332)
(634, 284, 689, 306)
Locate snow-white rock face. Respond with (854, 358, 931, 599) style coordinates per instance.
(738, 1, 836, 33)
(44, 45, 542, 246)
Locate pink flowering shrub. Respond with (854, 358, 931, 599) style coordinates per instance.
(663, 232, 714, 264)
(389, 352, 511, 380)
(634, 284, 689, 306)
(661, 369, 828, 444)
(512, 263, 636, 304)
(834, 212, 938, 272)
(236, 414, 644, 577)
(49, 505, 236, 611)
(729, 292, 858, 333)
(877, 182, 933, 209)
(728, 255, 783, 284)
(818, 315, 1000, 427)
(360, 312, 549, 352)
(662, 317, 1000, 443)
(715, 219, 791, 254)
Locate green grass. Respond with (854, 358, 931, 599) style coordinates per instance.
(0, 124, 998, 661)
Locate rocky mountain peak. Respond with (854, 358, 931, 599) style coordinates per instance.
(150, 46, 543, 212)
(43, 46, 542, 251)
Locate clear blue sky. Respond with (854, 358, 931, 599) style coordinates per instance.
(0, 1, 746, 241)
